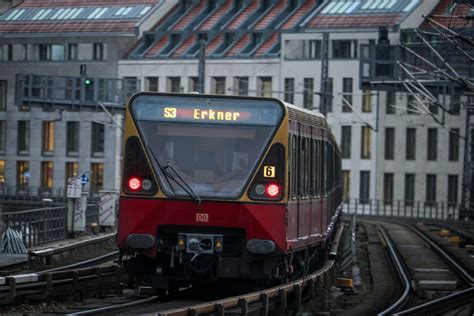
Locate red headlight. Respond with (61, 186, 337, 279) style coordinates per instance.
(128, 177, 142, 191)
(266, 184, 280, 197)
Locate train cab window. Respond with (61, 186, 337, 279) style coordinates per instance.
(130, 95, 284, 199)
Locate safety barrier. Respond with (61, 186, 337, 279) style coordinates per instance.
(1, 204, 102, 248)
(342, 199, 462, 221)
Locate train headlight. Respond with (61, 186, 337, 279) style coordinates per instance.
(128, 177, 142, 191)
(255, 184, 266, 195)
(266, 184, 280, 198)
(142, 179, 152, 190)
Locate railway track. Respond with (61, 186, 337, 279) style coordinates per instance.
(53, 223, 345, 315)
(372, 220, 474, 315)
(0, 251, 123, 306)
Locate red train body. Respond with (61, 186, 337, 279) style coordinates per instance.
(117, 93, 342, 289)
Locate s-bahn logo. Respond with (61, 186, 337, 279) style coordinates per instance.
(196, 213, 209, 222)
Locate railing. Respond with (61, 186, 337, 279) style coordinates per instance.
(1, 204, 102, 248)
(342, 199, 464, 221)
(0, 186, 101, 204)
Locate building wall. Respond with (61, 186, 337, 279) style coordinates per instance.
(0, 35, 135, 193)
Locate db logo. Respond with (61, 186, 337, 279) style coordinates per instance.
(196, 213, 209, 222)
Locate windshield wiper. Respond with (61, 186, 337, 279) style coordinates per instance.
(163, 160, 201, 205)
(147, 145, 201, 204)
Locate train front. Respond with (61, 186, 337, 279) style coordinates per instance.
(117, 93, 288, 289)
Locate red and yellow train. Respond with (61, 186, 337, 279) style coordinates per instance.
(117, 93, 342, 290)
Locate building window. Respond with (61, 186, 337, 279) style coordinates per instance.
(386, 91, 395, 114)
(449, 128, 459, 161)
(51, 44, 65, 61)
(0, 121, 5, 154)
(93, 43, 104, 60)
(406, 128, 416, 160)
(362, 90, 372, 112)
(303, 78, 314, 109)
(359, 171, 370, 204)
(91, 122, 104, 157)
(361, 126, 371, 159)
(67, 43, 78, 61)
(17, 121, 30, 155)
(167, 77, 181, 92)
(405, 173, 415, 206)
(327, 77, 333, 113)
(384, 127, 395, 160)
(17, 161, 29, 189)
(341, 126, 351, 159)
(342, 78, 353, 112)
(383, 173, 394, 204)
(0, 160, 4, 186)
(284, 78, 294, 104)
(427, 128, 437, 161)
(41, 161, 54, 189)
(90, 163, 104, 191)
(65, 162, 79, 187)
(332, 40, 357, 58)
(188, 77, 199, 93)
(257, 76, 272, 97)
(42, 121, 55, 155)
(145, 77, 159, 92)
(407, 94, 417, 114)
(342, 170, 350, 202)
(211, 77, 226, 95)
(284, 39, 321, 59)
(0, 80, 6, 110)
(426, 174, 437, 205)
(66, 121, 79, 156)
(448, 175, 458, 206)
(39, 44, 51, 60)
(233, 76, 248, 95)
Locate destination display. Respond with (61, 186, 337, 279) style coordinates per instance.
(131, 95, 283, 126)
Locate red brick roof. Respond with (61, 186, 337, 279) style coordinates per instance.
(422, 0, 473, 29)
(306, 13, 402, 28)
(17, 0, 158, 7)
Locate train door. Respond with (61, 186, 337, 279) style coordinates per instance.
(298, 127, 311, 239)
(321, 132, 328, 238)
(287, 124, 298, 242)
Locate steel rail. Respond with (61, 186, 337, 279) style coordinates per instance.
(38, 250, 119, 273)
(377, 225, 412, 315)
(154, 223, 345, 316)
(395, 287, 474, 315)
(68, 295, 159, 315)
(407, 224, 474, 287)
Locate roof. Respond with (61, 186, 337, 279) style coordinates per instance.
(0, 0, 161, 34)
(303, 0, 421, 28)
(422, 0, 473, 29)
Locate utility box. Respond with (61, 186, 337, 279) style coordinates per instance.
(98, 190, 118, 227)
(67, 192, 87, 233)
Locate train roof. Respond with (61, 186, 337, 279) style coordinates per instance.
(283, 101, 326, 120)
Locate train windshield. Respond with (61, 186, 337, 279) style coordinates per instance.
(130, 95, 284, 199)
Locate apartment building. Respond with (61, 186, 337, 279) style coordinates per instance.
(0, 0, 170, 195)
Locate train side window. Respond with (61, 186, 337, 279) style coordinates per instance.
(306, 137, 310, 198)
(310, 138, 314, 197)
(288, 135, 292, 198)
(300, 137, 305, 198)
(319, 140, 326, 195)
(297, 134, 301, 197)
(314, 139, 318, 197)
(291, 134, 297, 199)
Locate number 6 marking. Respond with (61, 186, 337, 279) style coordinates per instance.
(263, 166, 276, 178)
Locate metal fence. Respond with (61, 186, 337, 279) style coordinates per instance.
(342, 199, 464, 221)
(1, 204, 102, 248)
(0, 186, 102, 203)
